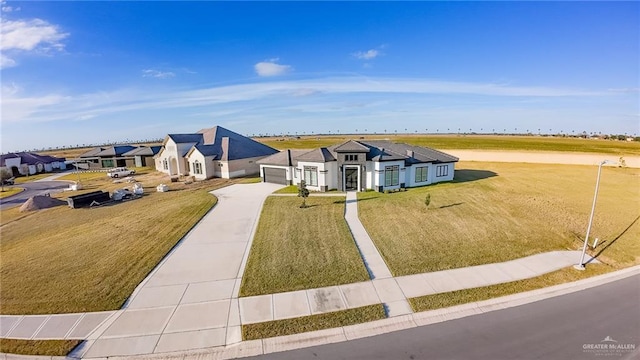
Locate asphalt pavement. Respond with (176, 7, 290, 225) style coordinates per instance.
(0, 181, 71, 210)
(246, 274, 640, 360)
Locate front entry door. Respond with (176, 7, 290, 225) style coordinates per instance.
(345, 168, 358, 191)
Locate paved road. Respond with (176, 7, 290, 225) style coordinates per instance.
(247, 274, 640, 360)
(0, 181, 71, 210)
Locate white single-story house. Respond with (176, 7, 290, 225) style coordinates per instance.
(155, 126, 279, 179)
(0, 152, 66, 176)
(258, 140, 458, 192)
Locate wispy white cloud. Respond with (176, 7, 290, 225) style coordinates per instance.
(0, 77, 608, 126)
(0, 18, 68, 68)
(142, 69, 175, 79)
(254, 58, 292, 77)
(1, 1, 20, 12)
(353, 49, 380, 60)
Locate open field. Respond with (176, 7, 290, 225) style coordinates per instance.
(242, 304, 385, 340)
(0, 339, 81, 356)
(409, 264, 612, 312)
(358, 162, 640, 276)
(257, 135, 640, 155)
(0, 171, 241, 314)
(0, 187, 23, 199)
(239, 196, 370, 297)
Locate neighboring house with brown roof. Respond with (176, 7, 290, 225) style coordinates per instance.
(258, 140, 458, 192)
(0, 152, 66, 176)
(155, 126, 278, 179)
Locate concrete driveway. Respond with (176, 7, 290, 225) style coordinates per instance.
(75, 182, 284, 358)
(0, 180, 72, 210)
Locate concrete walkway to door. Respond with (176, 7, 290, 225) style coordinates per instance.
(69, 182, 284, 358)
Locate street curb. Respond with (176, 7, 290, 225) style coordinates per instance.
(5, 264, 631, 360)
(3, 266, 638, 360)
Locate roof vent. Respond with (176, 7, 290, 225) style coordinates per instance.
(406, 149, 414, 157)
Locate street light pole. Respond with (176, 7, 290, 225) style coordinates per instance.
(574, 159, 615, 270)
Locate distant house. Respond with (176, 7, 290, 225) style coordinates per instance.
(77, 145, 139, 169)
(122, 146, 162, 167)
(155, 126, 278, 179)
(0, 152, 66, 176)
(258, 140, 458, 192)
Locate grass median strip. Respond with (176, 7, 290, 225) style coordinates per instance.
(242, 304, 386, 340)
(409, 264, 613, 313)
(0, 339, 81, 356)
(358, 162, 639, 276)
(240, 196, 370, 297)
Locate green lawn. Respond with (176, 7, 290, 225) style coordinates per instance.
(243, 304, 385, 340)
(258, 135, 640, 155)
(239, 196, 370, 297)
(0, 173, 232, 314)
(358, 162, 640, 276)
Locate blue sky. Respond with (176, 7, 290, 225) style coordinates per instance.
(1, 1, 638, 152)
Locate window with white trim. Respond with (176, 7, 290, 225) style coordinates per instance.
(194, 160, 203, 175)
(163, 159, 168, 170)
(344, 154, 358, 161)
(385, 165, 399, 186)
(415, 166, 428, 182)
(304, 166, 318, 186)
(436, 165, 449, 177)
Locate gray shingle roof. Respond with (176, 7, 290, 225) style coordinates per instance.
(79, 147, 106, 158)
(360, 140, 459, 163)
(333, 140, 370, 152)
(0, 152, 65, 167)
(94, 146, 138, 157)
(296, 148, 336, 162)
(257, 149, 308, 166)
(182, 126, 278, 160)
(167, 134, 204, 144)
(123, 146, 162, 156)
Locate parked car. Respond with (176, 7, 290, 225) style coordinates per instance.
(1, 177, 15, 185)
(106, 167, 135, 178)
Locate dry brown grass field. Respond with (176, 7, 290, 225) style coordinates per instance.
(358, 162, 639, 276)
(0, 171, 242, 315)
(257, 134, 640, 155)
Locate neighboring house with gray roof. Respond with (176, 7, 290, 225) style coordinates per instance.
(155, 126, 278, 179)
(0, 152, 66, 176)
(122, 146, 162, 167)
(258, 140, 458, 192)
(78, 145, 139, 169)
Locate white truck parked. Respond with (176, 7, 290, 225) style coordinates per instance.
(106, 167, 135, 178)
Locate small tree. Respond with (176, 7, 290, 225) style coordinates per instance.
(0, 168, 12, 192)
(424, 193, 431, 209)
(298, 180, 310, 208)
